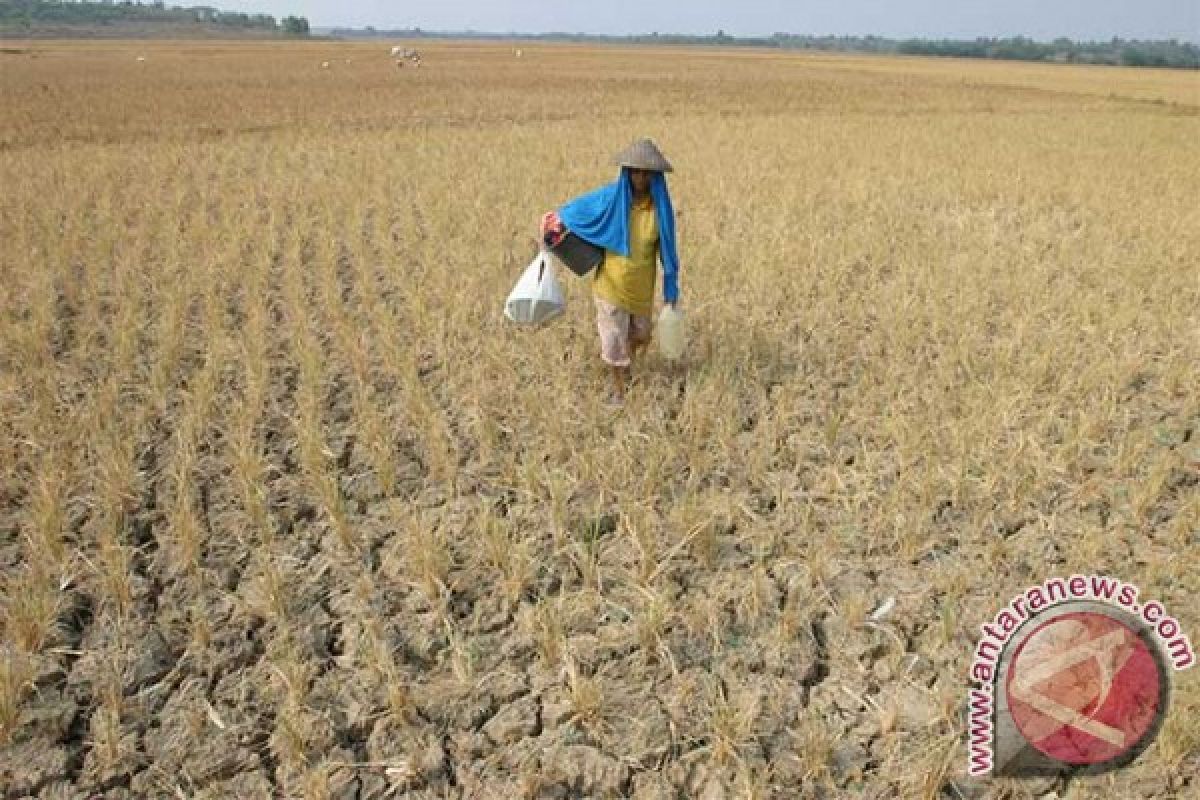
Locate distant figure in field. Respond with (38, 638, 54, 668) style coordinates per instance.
(541, 139, 682, 406)
(390, 46, 422, 67)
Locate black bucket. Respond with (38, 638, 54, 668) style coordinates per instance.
(546, 230, 604, 277)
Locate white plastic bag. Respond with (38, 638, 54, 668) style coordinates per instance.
(504, 251, 565, 326)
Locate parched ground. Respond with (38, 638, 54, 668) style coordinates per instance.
(0, 41, 1198, 799)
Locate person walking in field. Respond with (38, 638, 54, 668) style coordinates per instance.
(540, 138, 682, 406)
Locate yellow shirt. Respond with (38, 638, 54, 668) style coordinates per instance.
(592, 196, 658, 317)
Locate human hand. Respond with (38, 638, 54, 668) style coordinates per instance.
(540, 210, 564, 236)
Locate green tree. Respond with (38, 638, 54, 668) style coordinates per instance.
(281, 15, 308, 35)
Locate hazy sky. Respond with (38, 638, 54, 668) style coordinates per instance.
(217, 0, 1199, 42)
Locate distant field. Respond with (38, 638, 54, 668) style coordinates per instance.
(1, 40, 1197, 799)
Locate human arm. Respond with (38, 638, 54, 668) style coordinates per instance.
(660, 241, 679, 308)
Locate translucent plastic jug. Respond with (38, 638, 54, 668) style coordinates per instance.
(657, 306, 686, 360)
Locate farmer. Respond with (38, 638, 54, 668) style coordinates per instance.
(541, 138, 681, 405)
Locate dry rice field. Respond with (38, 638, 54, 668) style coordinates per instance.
(0, 39, 1198, 799)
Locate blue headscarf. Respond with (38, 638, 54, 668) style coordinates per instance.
(557, 168, 680, 305)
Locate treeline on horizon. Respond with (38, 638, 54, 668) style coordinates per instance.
(0, 0, 311, 35)
(337, 27, 1200, 69)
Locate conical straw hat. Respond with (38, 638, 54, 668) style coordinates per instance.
(611, 138, 673, 172)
